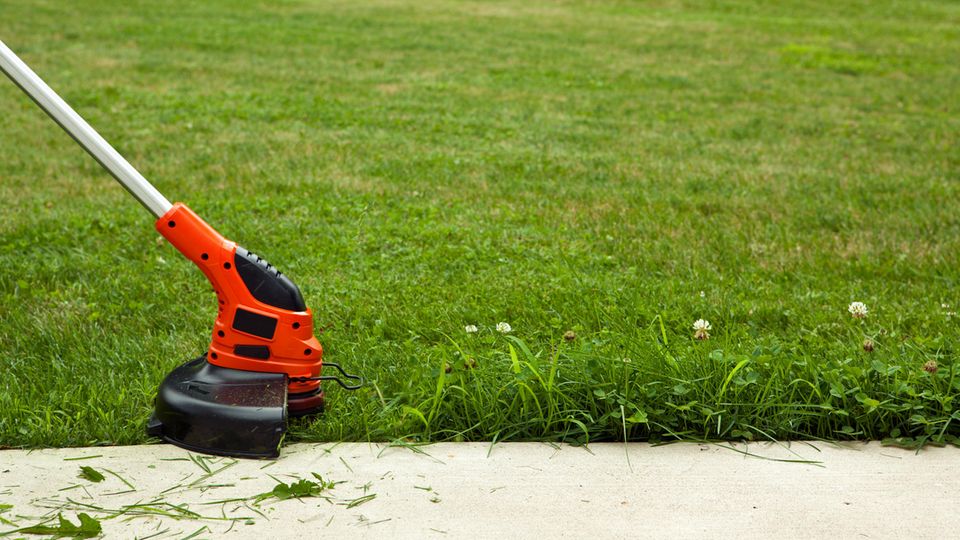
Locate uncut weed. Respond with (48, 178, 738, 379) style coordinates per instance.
(296, 330, 958, 447)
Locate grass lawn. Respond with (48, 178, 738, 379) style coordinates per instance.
(1, 0, 958, 449)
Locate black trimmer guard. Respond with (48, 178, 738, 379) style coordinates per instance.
(147, 356, 287, 459)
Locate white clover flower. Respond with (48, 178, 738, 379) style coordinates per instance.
(699, 291, 706, 298)
(496, 322, 512, 334)
(693, 319, 711, 340)
(848, 301, 868, 319)
(465, 324, 478, 333)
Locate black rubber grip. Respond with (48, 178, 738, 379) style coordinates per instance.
(234, 246, 307, 312)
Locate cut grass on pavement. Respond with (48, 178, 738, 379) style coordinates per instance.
(1, 0, 959, 449)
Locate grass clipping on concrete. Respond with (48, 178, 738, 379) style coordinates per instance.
(0, 0, 959, 448)
(0, 457, 376, 538)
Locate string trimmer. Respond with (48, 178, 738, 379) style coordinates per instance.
(0, 40, 362, 458)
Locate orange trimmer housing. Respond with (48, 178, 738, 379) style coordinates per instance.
(156, 203, 323, 406)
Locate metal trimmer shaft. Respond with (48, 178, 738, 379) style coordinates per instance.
(0, 39, 172, 218)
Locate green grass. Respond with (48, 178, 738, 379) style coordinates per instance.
(1, 0, 958, 449)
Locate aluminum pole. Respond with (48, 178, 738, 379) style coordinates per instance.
(0, 39, 172, 218)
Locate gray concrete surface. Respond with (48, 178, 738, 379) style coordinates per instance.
(0, 441, 956, 539)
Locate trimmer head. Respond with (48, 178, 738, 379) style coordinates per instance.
(147, 356, 291, 459)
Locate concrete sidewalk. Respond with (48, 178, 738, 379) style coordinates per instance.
(0, 441, 956, 539)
